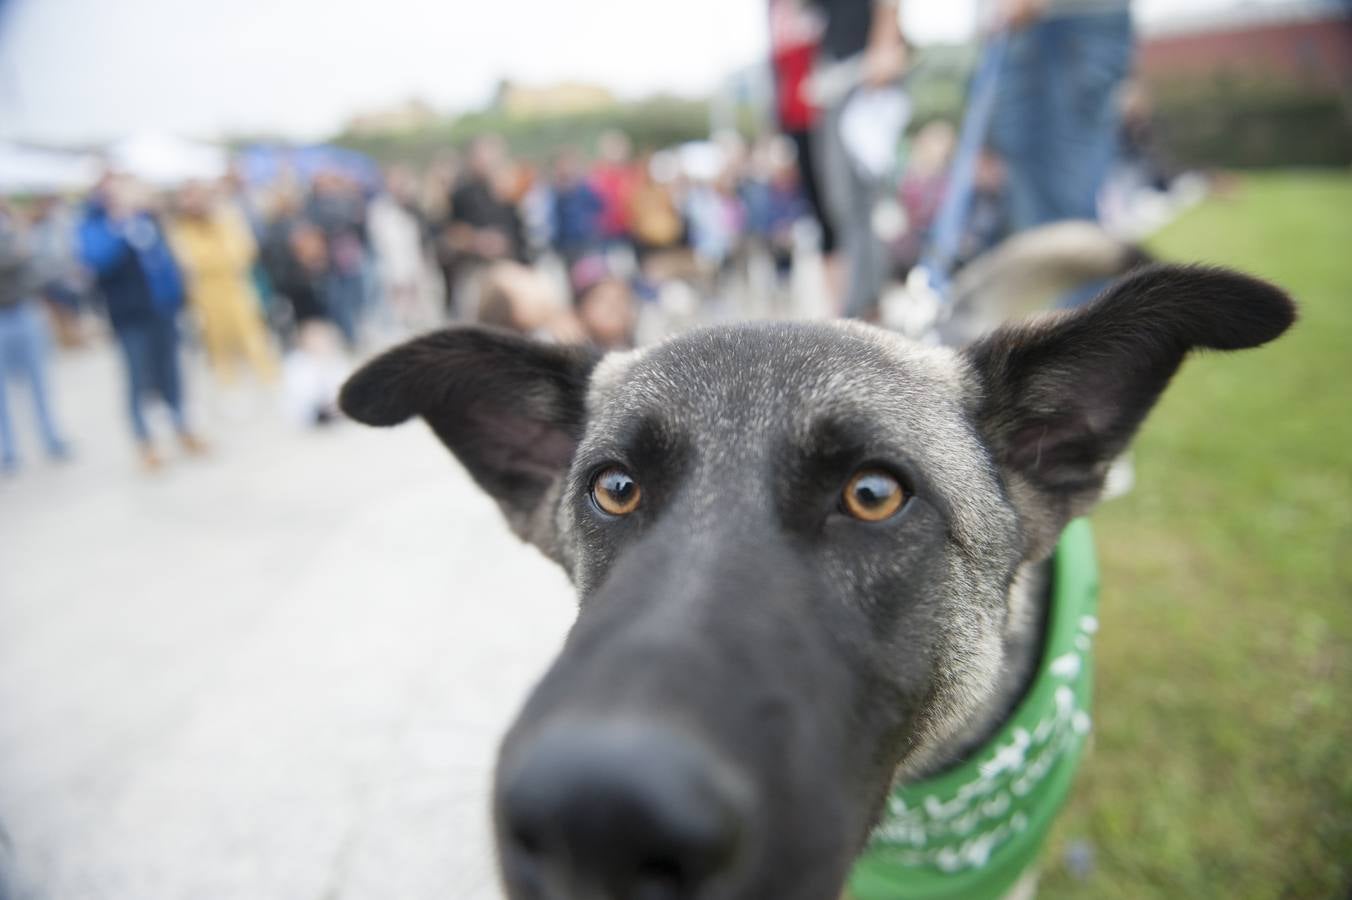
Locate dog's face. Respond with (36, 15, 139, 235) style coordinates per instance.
(341, 266, 1292, 900)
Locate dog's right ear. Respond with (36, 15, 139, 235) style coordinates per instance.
(340, 327, 600, 547)
(962, 264, 1295, 560)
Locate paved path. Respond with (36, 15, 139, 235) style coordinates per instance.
(0, 340, 574, 899)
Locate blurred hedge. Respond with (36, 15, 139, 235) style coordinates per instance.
(331, 96, 714, 165)
(330, 58, 1351, 172)
(907, 70, 1352, 170)
(1149, 76, 1352, 169)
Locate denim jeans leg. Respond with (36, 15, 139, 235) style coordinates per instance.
(1058, 12, 1134, 222)
(115, 324, 153, 443)
(13, 303, 67, 453)
(0, 303, 68, 462)
(326, 273, 361, 348)
(0, 360, 15, 467)
(0, 305, 23, 464)
(149, 316, 187, 432)
(994, 13, 1131, 230)
(992, 26, 1053, 231)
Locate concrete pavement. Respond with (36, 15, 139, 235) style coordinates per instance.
(0, 340, 574, 899)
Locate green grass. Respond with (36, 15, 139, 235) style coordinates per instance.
(1038, 172, 1352, 900)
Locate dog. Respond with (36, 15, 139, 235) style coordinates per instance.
(339, 264, 1294, 900)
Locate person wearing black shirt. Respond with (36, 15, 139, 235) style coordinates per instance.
(0, 204, 71, 473)
(809, 0, 906, 319)
(441, 136, 532, 318)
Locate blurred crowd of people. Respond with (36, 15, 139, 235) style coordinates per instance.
(0, 0, 1181, 479)
(430, 129, 819, 345)
(0, 126, 831, 476)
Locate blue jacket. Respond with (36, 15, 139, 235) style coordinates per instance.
(766, 183, 807, 236)
(552, 183, 604, 252)
(78, 202, 185, 329)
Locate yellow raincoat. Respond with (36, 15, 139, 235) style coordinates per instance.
(169, 209, 278, 383)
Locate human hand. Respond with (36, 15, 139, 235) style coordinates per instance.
(475, 229, 511, 259)
(999, 0, 1048, 30)
(545, 309, 588, 345)
(862, 39, 907, 88)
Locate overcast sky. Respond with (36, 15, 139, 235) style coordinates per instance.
(0, 0, 1281, 144)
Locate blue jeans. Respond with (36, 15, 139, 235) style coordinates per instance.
(115, 316, 186, 443)
(991, 11, 1134, 231)
(0, 302, 68, 465)
(325, 271, 365, 349)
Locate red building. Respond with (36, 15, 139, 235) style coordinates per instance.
(1139, 2, 1352, 94)
(1133, 2, 1352, 166)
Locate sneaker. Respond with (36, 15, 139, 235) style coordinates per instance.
(139, 444, 165, 472)
(178, 432, 210, 457)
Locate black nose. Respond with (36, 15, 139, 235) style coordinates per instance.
(497, 721, 748, 898)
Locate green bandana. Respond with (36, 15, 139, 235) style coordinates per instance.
(850, 519, 1099, 900)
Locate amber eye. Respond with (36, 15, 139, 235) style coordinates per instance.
(591, 466, 642, 516)
(841, 469, 907, 522)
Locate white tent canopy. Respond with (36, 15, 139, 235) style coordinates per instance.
(0, 143, 100, 194)
(106, 133, 229, 187)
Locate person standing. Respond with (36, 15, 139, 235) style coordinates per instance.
(989, 0, 1134, 232)
(0, 203, 71, 474)
(626, 154, 684, 267)
(28, 196, 89, 348)
(550, 148, 605, 268)
(991, 0, 1136, 497)
(306, 171, 370, 349)
(768, 0, 838, 282)
(168, 182, 280, 385)
(369, 166, 438, 332)
(79, 176, 207, 470)
(448, 137, 529, 265)
(808, 0, 908, 319)
(443, 138, 531, 319)
(590, 130, 638, 252)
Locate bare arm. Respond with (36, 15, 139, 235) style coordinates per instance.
(999, 0, 1049, 29)
(863, 1, 906, 86)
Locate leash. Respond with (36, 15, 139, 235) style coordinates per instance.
(892, 32, 1010, 340)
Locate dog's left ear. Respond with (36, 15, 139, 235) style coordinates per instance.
(340, 327, 600, 551)
(962, 264, 1295, 559)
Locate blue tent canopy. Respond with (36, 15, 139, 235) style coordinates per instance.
(236, 145, 381, 193)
